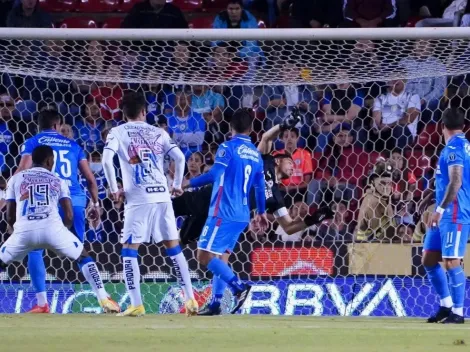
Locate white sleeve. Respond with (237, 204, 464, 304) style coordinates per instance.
(104, 128, 119, 153)
(373, 96, 382, 112)
(102, 148, 119, 193)
(59, 179, 71, 200)
(408, 94, 421, 111)
(162, 129, 178, 155)
(5, 176, 15, 201)
(167, 147, 185, 189)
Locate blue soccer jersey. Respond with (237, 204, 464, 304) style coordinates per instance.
(436, 133, 470, 224)
(207, 135, 264, 222)
(21, 130, 87, 208)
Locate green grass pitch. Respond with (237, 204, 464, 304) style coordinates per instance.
(0, 315, 468, 352)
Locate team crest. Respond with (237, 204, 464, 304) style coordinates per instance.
(218, 149, 226, 158)
(449, 153, 456, 161)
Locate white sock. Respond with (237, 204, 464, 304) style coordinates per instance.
(36, 292, 47, 307)
(452, 307, 464, 316)
(80, 261, 108, 300)
(123, 256, 142, 307)
(440, 296, 453, 308)
(170, 252, 194, 300)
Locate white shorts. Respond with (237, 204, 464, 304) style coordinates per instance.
(0, 226, 83, 264)
(121, 202, 179, 244)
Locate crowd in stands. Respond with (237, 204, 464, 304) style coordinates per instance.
(0, 0, 468, 247)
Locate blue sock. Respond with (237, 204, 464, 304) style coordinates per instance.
(425, 264, 451, 305)
(448, 266, 466, 312)
(210, 276, 227, 309)
(207, 258, 245, 293)
(28, 250, 46, 294)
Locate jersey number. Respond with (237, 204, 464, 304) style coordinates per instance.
(52, 150, 72, 178)
(23, 184, 50, 218)
(243, 165, 252, 205)
(135, 148, 156, 185)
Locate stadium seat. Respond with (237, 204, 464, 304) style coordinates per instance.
(167, 0, 203, 12)
(189, 16, 214, 28)
(78, 0, 120, 12)
(118, 0, 143, 12)
(60, 17, 98, 28)
(202, 0, 225, 12)
(39, 0, 77, 12)
(416, 123, 441, 149)
(102, 17, 124, 28)
(405, 16, 424, 27)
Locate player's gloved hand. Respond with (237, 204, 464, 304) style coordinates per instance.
(304, 206, 335, 227)
(279, 107, 301, 131)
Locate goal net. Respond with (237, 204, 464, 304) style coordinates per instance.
(0, 28, 468, 316)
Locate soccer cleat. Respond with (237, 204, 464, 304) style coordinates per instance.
(99, 297, 121, 314)
(441, 313, 465, 324)
(427, 306, 452, 323)
(27, 304, 50, 314)
(185, 298, 199, 317)
(230, 285, 252, 314)
(197, 305, 222, 316)
(116, 305, 145, 317)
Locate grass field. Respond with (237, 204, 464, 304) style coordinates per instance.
(0, 315, 468, 352)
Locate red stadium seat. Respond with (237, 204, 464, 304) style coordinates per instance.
(102, 17, 124, 28)
(189, 15, 214, 28)
(39, 0, 78, 12)
(60, 17, 98, 28)
(118, 0, 143, 12)
(202, 0, 226, 12)
(405, 16, 424, 27)
(416, 123, 442, 149)
(167, 0, 203, 12)
(78, 0, 119, 12)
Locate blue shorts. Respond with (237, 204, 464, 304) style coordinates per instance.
(59, 205, 86, 242)
(423, 222, 470, 259)
(197, 217, 248, 255)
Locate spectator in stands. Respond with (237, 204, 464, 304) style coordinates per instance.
(6, 0, 52, 28)
(371, 79, 421, 151)
(0, 0, 14, 27)
(308, 125, 369, 206)
(59, 123, 74, 139)
(121, 0, 188, 29)
(213, 0, 258, 29)
(342, 0, 398, 27)
(316, 201, 354, 244)
(396, 224, 414, 242)
(277, 127, 313, 198)
(191, 85, 228, 146)
(166, 90, 206, 158)
(355, 162, 396, 241)
(74, 97, 110, 152)
(0, 94, 14, 174)
(145, 84, 173, 125)
(315, 82, 364, 152)
(81, 151, 107, 201)
(186, 151, 203, 180)
(388, 149, 417, 203)
(91, 82, 123, 121)
(400, 40, 447, 123)
(290, 0, 343, 28)
(162, 41, 199, 82)
(416, 0, 466, 27)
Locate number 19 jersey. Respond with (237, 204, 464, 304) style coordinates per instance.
(104, 121, 177, 206)
(21, 130, 87, 208)
(6, 167, 71, 232)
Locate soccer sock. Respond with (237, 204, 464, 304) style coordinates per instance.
(28, 250, 47, 307)
(448, 266, 466, 316)
(166, 245, 195, 300)
(121, 248, 142, 307)
(424, 264, 452, 307)
(78, 257, 108, 301)
(207, 257, 245, 293)
(210, 276, 227, 309)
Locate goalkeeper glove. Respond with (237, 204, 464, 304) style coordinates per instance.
(304, 206, 335, 227)
(279, 107, 301, 131)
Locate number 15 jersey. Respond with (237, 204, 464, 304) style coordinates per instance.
(6, 167, 71, 232)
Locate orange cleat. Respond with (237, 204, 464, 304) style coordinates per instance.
(27, 304, 50, 314)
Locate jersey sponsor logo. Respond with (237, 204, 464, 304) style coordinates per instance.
(237, 144, 259, 162)
(145, 186, 166, 193)
(38, 136, 71, 147)
(27, 214, 49, 220)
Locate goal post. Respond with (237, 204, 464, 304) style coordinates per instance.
(0, 27, 468, 316)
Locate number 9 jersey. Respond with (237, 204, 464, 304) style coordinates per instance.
(20, 130, 87, 208)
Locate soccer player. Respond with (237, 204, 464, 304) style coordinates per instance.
(0, 145, 118, 312)
(15, 108, 119, 314)
(424, 108, 470, 324)
(102, 91, 198, 317)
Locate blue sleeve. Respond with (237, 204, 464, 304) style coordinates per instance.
(244, 11, 259, 28)
(323, 92, 332, 105)
(21, 137, 35, 156)
(352, 92, 365, 107)
(213, 143, 232, 166)
(254, 163, 266, 214)
(212, 93, 225, 109)
(189, 162, 226, 188)
(446, 147, 465, 167)
(213, 15, 225, 29)
(76, 144, 87, 161)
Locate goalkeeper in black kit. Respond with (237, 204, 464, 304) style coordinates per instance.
(172, 109, 335, 315)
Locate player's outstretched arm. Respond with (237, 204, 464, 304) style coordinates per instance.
(59, 197, 74, 229)
(277, 206, 335, 235)
(258, 108, 301, 155)
(102, 148, 120, 199)
(167, 146, 185, 195)
(187, 143, 230, 189)
(79, 160, 99, 205)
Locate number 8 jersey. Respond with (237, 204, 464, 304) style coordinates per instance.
(6, 167, 71, 232)
(20, 130, 87, 208)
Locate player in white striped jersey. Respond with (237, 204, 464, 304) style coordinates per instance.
(102, 91, 197, 317)
(0, 145, 115, 310)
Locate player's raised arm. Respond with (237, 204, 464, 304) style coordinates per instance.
(58, 179, 73, 229)
(162, 131, 185, 196)
(5, 176, 16, 229)
(187, 143, 231, 189)
(102, 129, 121, 202)
(14, 140, 35, 174)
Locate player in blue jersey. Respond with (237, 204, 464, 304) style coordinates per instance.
(15, 108, 120, 314)
(423, 108, 470, 324)
(185, 108, 268, 314)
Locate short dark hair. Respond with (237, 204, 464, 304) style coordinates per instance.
(273, 152, 293, 161)
(32, 145, 54, 165)
(38, 108, 61, 131)
(230, 108, 253, 134)
(228, 0, 243, 6)
(442, 108, 465, 131)
(122, 91, 146, 120)
(280, 127, 300, 139)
